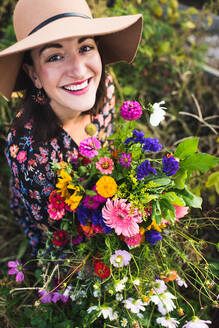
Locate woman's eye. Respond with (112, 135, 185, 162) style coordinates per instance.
(79, 45, 94, 53)
(46, 54, 63, 62)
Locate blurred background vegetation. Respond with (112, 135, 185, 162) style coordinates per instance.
(0, 0, 218, 327)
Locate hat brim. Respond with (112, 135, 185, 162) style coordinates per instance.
(0, 14, 142, 100)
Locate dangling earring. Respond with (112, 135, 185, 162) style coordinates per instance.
(32, 87, 49, 105)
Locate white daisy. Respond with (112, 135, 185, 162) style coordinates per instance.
(123, 298, 146, 314)
(182, 317, 212, 328)
(87, 305, 98, 313)
(116, 293, 123, 301)
(152, 279, 167, 294)
(176, 276, 188, 288)
(114, 277, 128, 292)
(156, 316, 180, 328)
(98, 306, 116, 321)
(121, 318, 128, 327)
(150, 100, 166, 126)
(150, 292, 176, 315)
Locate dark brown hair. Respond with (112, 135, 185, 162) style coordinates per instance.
(11, 45, 106, 142)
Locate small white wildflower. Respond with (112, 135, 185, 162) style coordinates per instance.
(116, 293, 123, 301)
(121, 318, 128, 327)
(63, 285, 72, 297)
(156, 316, 180, 328)
(123, 298, 146, 314)
(93, 289, 100, 298)
(114, 276, 128, 292)
(150, 100, 166, 126)
(133, 278, 140, 286)
(176, 276, 188, 288)
(182, 316, 212, 328)
(151, 292, 176, 315)
(98, 306, 115, 321)
(87, 305, 98, 313)
(152, 279, 167, 295)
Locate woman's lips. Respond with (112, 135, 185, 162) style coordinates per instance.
(62, 78, 91, 95)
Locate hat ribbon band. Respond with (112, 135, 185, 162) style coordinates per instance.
(28, 12, 91, 36)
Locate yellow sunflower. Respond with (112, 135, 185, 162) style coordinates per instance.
(65, 184, 83, 211)
(56, 169, 72, 198)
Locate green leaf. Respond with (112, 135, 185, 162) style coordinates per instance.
(85, 190, 97, 196)
(206, 171, 219, 188)
(180, 153, 218, 173)
(177, 186, 202, 208)
(174, 138, 199, 160)
(160, 199, 176, 224)
(160, 192, 185, 206)
(173, 168, 188, 189)
(151, 200, 162, 224)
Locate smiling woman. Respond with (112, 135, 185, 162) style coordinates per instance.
(0, 0, 142, 255)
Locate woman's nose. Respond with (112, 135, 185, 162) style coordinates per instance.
(66, 54, 86, 79)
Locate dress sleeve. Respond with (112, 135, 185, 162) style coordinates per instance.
(6, 132, 56, 255)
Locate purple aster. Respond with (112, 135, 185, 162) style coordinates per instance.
(110, 250, 132, 267)
(119, 153, 132, 168)
(124, 130, 146, 145)
(77, 203, 90, 225)
(143, 137, 162, 152)
(162, 154, 179, 176)
(145, 229, 162, 245)
(137, 160, 157, 180)
(120, 101, 142, 121)
(79, 137, 101, 159)
(38, 289, 53, 303)
(8, 260, 25, 282)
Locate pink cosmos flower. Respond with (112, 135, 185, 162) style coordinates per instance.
(96, 157, 114, 174)
(110, 250, 132, 267)
(174, 205, 189, 220)
(17, 150, 27, 163)
(102, 198, 142, 237)
(8, 260, 25, 282)
(48, 204, 65, 220)
(124, 233, 142, 246)
(79, 137, 101, 159)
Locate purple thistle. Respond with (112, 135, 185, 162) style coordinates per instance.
(8, 260, 25, 282)
(137, 160, 157, 180)
(145, 229, 162, 245)
(162, 154, 179, 176)
(120, 101, 142, 121)
(124, 130, 146, 145)
(79, 137, 101, 159)
(143, 137, 162, 152)
(119, 153, 132, 168)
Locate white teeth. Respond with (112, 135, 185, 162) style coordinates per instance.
(64, 80, 88, 91)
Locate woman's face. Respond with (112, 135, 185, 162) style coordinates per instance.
(25, 36, 102, 121)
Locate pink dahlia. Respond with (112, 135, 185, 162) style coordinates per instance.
(120, 101, 142, 121)
(96, 157, 114, 174)
(102, 198, 142, 237)
(79, 137, 101, 159)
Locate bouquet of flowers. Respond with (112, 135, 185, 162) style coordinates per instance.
(8, 101, 218, 328)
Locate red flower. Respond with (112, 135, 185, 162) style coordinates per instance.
(78, 153, 92, 165)
(52, 230, 68, 246)
(94, 262, 111, 279)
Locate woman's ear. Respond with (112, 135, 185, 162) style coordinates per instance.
(23, 63, 42, 89)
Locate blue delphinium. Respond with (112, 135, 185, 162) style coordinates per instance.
(137, 160, 157, 180)
(143, 137, 162, 152)
(145, 229, 162, 245)
(124, 130, 146, 145)
(77, 204, 90, 225)
(91, 209, 112, 233)
(162, 154, 179, 176)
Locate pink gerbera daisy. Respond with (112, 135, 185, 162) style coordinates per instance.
(96, 157, 114, 174)
(102, 198, 142, 237)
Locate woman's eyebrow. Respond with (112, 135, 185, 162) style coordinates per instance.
(39, 43, 62, 56)
(78, 37, 94, 44)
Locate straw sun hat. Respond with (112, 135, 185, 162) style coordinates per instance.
(0, 0, 142, 100)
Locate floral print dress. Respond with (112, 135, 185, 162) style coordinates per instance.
(5, 75, 115, 255)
